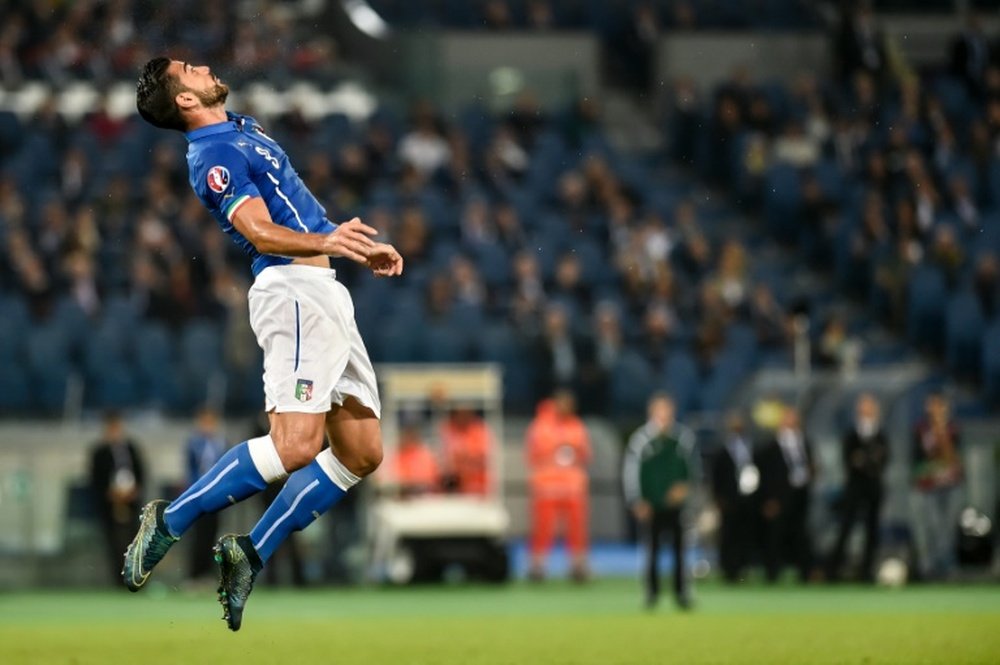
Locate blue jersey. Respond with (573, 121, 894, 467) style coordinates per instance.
(186, 112, 336, 276)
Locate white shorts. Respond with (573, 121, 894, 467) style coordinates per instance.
(248, 264, 381, 418)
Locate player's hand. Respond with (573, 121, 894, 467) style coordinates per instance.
(323, 218, 378, 262)
(366, 243, 404, 277)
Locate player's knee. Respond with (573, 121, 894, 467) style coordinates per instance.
(270, 422, 325, 472)
(339, 433, 382, 477)
(352, 436, 383, 476)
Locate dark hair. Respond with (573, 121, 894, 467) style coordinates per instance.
(136, 56, 186, 131)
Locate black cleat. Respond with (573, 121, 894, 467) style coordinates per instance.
(214, 534, 262, 632)
(122, 500, 179, 592)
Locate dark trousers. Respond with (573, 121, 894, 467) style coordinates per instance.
(100, 511, 138, 585)
(763, 492, 812, 582)
(644, 509, 687, 603)
(827, 482, 883, 581)
(188, 512, 220, 579)
(718, 502, 754, 582)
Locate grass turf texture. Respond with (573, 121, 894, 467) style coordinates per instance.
(1, 580, 997, 664)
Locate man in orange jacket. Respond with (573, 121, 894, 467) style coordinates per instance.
(525, 389, 591, 581)
(390, 419, 440, 497)
(440, 406, 494, 496)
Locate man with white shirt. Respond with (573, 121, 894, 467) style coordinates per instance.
(756, 405, 815, 583)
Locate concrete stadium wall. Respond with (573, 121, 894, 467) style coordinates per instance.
(398, 32, 599, 110)
(656, 33, 830, 90)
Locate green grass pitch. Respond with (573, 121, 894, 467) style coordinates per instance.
(1, 580, 997, 664)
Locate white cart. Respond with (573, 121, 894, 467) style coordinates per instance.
(369, 364, 510, 583)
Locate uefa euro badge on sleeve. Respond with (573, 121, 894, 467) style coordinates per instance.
(294, 379, 314, 402)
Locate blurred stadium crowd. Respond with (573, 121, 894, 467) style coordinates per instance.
(0, 0, 998, 422)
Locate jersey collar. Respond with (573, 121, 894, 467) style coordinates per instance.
(185, 117, 240, 142)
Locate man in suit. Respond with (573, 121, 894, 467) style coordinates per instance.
(826, 393, 889, 582)
(757, 405, 814, 583)
(89, 411, 147, 583)
(711, 412, 758, 583)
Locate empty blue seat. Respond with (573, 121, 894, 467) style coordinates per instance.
(179, 321, 224, 407)
(983, 322, 1000, 405)
(945, 291, 985, 379)
(0, 360, 30, 412)
(419, 322, 470, 362)
(906, 265, 948, 353)
(609, 351, 656, 418)
(25, 323, 75, 412)
(660, 350, 701, 416)
(135, 323, 178, 406)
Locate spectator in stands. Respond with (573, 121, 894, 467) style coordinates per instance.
(950, 12, 993, 98)
(440, 406, 494, 496)
(526, 389, 591, 582)
(624, 393, 694, 609)
(184, 406, 227, 581)
(928, 225, 965, 288)
(826, 394, 889, 583)
(834, 1, 887, 86)
(972, 252, 999, 321)
(614, 2, 660, 93)
(748, 285, 789, 351)
(711, 412, 758, 583)
(756, 405, 815, 583)
(911, 393, 964, 580)
(89, 411, 147, 584)
(532, 304, 593, 404)
(398, 102, 450, 177)
(526, 0, 555, 31)
(592, 301, 624, 379)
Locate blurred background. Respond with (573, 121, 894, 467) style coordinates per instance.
(0, 0, 998, 601)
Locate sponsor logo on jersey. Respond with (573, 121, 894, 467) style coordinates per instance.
(206, 165, 230, 193)
(294, 379, 314, 402)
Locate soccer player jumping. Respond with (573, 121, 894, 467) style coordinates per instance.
(123, 58, 403, 631)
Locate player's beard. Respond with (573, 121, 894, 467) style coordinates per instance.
(195, 82, 229, 108)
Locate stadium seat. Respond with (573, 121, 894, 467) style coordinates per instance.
(419, 321, 471, 363)
(83, 321, 137, 408)
(609, 351, 656, 419)
(179, 321, 224, 408)
(134, 323, 178, 407)
(660, 350, 701, 416)
(0, 360, 30, 412)
(906, 265, 948, 354)
(25, 323, 76, 413)
(983, 322, 1000, 406)
(944, 291, 985, 380)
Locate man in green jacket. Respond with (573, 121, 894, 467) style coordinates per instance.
(623, 393, 694, 609)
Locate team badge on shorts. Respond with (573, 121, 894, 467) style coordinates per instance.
(294, 379, 314, 402)
(206, 165, 230, 193)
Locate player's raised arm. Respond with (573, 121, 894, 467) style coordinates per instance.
(230, 197, 378, 262)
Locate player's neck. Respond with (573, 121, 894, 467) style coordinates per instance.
(184, 105, 229, 132)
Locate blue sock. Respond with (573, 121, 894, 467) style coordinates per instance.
(250, 450, 358, 564)
(164, 437, 281, 537)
